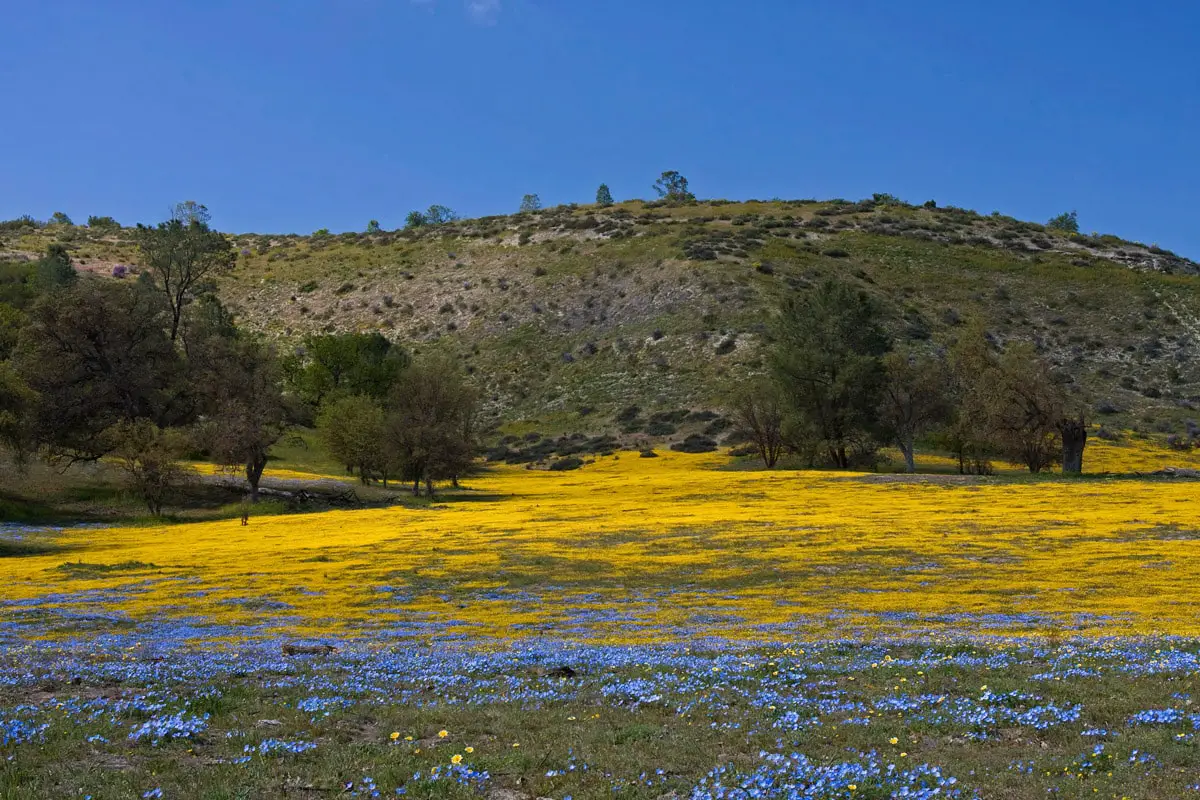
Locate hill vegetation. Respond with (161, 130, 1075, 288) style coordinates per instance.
(4, 190, 1200, 447)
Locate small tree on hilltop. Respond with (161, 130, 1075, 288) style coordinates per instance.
(366, 219, 381, 234)
(425, 205, 458, 225)
(1046, 210, 1079, 233)
(519, 194, 542, 213)
(653, 171, 695, 202)
(596, 183, 614, 207)
(404, 210, 427, 229)
(50, 211, 73, 226)
(170, 200, 211, 226)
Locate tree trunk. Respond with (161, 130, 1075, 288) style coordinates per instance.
(424, 474, 435, 499)
(246, 456, 267, 502)
(900, 433, 916, 474)
(412, 478, 420, 496)
(1061, 416, 1087, 475)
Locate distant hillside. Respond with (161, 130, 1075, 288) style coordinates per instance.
(5, 198, 1200, 438)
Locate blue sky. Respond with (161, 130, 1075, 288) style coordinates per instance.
(2, 1, 1198, 256)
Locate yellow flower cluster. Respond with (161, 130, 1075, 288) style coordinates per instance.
(4, 436, 1200, 643)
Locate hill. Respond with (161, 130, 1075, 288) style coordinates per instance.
(5, 198, 1200, 439)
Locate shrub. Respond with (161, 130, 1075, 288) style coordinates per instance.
(615, 405, 640, 423)
(671, 434, 718, 454)
(548, 456, 584, 471)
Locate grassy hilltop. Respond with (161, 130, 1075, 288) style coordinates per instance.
(6, 197, 1200, 435)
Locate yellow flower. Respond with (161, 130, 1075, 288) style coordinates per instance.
(389, 732, 400, 741)
(889, 737, 899, 745)
(849, 785, 857, 791)
(451, 754, 463, 765)
(512, 742, 520, 748)
(405, 736, 413, 741)
(464, 746, 474, 753)
(438, 729, 448, 738)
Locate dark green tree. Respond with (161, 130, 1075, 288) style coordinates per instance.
(15, 281, 184, 463)
(366, 219, 381, 234)
(134, 211, 236, 342)
(34, 244, 77, 292)
(50, 211, 73, 226)
(652, 171, 695, 202)
(404, 210, 427, 229)
(595, 183, 614, 207)
(0, 361, 36, 463)
(519, 194, 542, 213)
(770, 280, 891, 468)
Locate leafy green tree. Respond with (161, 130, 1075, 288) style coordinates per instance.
(770, 280, 891, 468)
(729, 379, 786, 468)
(50, 211, 73, 226)
(595, 183, 614, 207)
(284, 332, 409, 409)
(0, 303, 25, 360)
(134, 212, 236, 342)
(1046, 210, 1079, 233)
(366, 219, 381, 234)
(941, 322, 1001, 475)
(990, 342, 1067, 473)
(317, 395, 388, 484)
(385, 357, 478, 497)
(34, 244, 77, 292)
(0, 361, 36, 463)
(879, 348, 952, 473)
(652, 171, 695, 202)
(111, 419, 187, 516)
(15, 281, 184, 463)
(192, 331, 287, 501)
(519, 194, 542, 213)
(405, 210, 427, 229)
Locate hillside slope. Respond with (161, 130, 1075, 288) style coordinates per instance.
(6, 198, 1200, 436)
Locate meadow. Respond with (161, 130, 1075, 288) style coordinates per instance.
(2, 437, 1200, 798)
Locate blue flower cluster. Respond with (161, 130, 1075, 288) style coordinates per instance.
(689, 751, 970, 800)
(128, 712, 210, 745)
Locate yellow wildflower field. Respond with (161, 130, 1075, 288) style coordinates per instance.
(4, 436, 1200, 644)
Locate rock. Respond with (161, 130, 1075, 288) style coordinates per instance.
(281, 643, 337, 657)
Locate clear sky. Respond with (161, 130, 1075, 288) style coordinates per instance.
(2, 1, 1198, 256)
